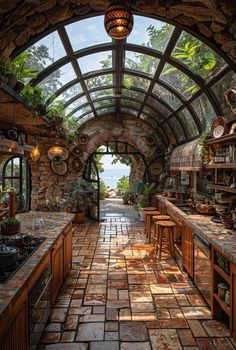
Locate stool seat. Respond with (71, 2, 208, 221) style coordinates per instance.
(144, 207, 157, 211)
(153, 215, 171, 248)
(156, 221, 176, 259)
(145, 211, 160, 242)
(152, 215, 170, 220)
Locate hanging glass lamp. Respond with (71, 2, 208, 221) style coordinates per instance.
(104, 2, 133, 40)
(31, 145, 40, 161)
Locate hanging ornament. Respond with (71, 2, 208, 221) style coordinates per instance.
(31, 145, 40, 161)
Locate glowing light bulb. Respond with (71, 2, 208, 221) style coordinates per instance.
(31, 145, 40, 161)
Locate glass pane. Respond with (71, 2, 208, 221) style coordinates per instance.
(90, 88, 113, 100)
(120, 107, 138, 116)
(162, 123, 176, 144)
(172, 31, 227, 81)
(169, 117, 185, 142)
(25, 31, 66, 73)
(140, 113, 159, 128)
(178, 108, 198, 137)
(122, 89, 145, 102)
(192, 94, 216, 131)
(146, 96, 172, 117)
(78, 51, 112, 74)
(54, 83, 83, 102)
(142, 106, 164, 122)
(70, 104, 92, 118)
(96, 107, 115, 116)
(120, 98, 142, 110)
(153, 83, 182, 110)
(79, 112, 95, 123)
(93, 98, 115, 109)
(86, 74, 113, 90)
(127, 15, 174, 52)
(157, 127, 168, 145)
(39, 63, 76, 96)
(160, 63, 200, 99)
(66, 16, 111, 52)
(123, 74, 150, 91)
(211, 71, 236, 116)
(124, 51, 159, 77)
(66, 95, 88, 113)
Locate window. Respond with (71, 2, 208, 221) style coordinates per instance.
(2, 157, 30, 211)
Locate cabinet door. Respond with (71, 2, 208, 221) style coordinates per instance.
(182, 223, 193, 278)
(0, 292, 28, 350)
(51, 237, 63, 305)
(231, 264, 236, 339)
(63, 226, 72, 275)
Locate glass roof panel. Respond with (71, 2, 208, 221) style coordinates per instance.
(54, 83, 83, 103)
(159, 63, 200, 99)
(178, 108, 198, 137)
(78, 112, 95, 123)
(153, 83, 182, 110)
(162, 123, 176, 144)
(93, 98, 115, 109)
(127, 15, 174, 52)
(140, 113, 159, 128)
(211, 70, 236, 116)
(90, 88, 113, 100)
(156, 127, 168, 145)
(123, 74, 150, 91)
(39, 63, 76, 96)
(85, 74, 113, 90)
(96, 107, 115, 116)
(120, 107, 139, 116)
(122, 89, 145, 102)
(65, 16, 111, 52)
(66, 95, 88, 111)
(172, 31, 227, 81)
(69, 104, 92, 118)
(124, 51, 159, 77)
(191, 93, 216, 131)
(171, 117, 185, 142)
(78, 51, 112, 75)
(142, 105, 164, 123)
(120, 98, 142, 110)
(146, 96, 172, 117)
(25, 31, 66, 73)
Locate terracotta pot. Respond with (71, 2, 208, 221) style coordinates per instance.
(74, 212, 85, 224)
(167, 191, 175, 198)
(1, 222, 21, 235)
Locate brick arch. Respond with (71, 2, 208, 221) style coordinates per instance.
(0, 1, 235, 65)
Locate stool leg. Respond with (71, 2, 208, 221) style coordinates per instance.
(153, 219, 156, 245)
(147, 216, 151, 242)
(155, 222, 159, 253)
(144, 213, 147, 236)
(171, 228, 176, 259)
(167, 228, 172, 257)
(159, 228, 163, 260)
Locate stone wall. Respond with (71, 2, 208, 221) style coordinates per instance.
(29, 115, 163, 209)
(0, 1, 235, 65)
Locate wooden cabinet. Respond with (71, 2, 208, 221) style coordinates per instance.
(0, 290, 28, 350)
(231, 264, 236, 339)
(63, 223, 73, 276)
(182, 223, 193, 278)
(51, 236, 64, 305)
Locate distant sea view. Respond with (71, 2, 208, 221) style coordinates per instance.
(100, 168, 130, 189)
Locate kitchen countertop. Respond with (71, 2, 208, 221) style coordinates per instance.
(0, 212, 74, 323)
(156, 195, 236, 264)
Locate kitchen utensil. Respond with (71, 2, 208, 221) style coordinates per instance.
(0, 245, 18, 268)
(218, 282, 229, 300)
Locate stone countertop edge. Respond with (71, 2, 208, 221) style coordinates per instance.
(0, 212, 75, 322)
(156, 195, 236, 264)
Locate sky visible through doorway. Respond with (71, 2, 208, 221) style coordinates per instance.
(99, 155, 130, 189)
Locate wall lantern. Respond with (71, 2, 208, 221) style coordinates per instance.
(48, 145, 64, 158)
(30, 145, 40, 161)
(104, 2, 133, 40)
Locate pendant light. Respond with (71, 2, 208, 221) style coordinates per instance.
(31, 113, 40, 161)
(104, 2, 133, 40)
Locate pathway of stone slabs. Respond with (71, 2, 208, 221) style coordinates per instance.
(39, 200, 236, 350)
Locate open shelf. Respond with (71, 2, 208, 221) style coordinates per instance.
(213, 293, 230, 316)
(213, 264, 230, 283)
(206, 133, 236, 145)
(206, 163, 236, 169)
(208, 184, 236, 194)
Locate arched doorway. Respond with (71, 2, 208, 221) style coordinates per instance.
(84, 141, 150, 221)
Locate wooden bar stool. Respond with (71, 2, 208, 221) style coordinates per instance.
(144, 210, 160, 242)
(152, 215, 170, 251)
(156, 221, 176, 260)
(144, 207, 157, 212)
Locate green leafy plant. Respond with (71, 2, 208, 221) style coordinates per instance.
(116, 175, 129, 192)
(134, 182, 156, 210)
(46, 100, 65, 119)
(2, 217, 20, 225)
(4, 52, 38, 82)
(67, 179, 97, 213)
(199, 131, 211, 165)
(20, 84, 47, 111)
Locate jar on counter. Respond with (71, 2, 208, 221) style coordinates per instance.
(218, 283, 229, 300)
(225, 290, 230, 306)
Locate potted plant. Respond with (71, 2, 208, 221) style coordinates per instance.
(134, 182, 156, 221)
(20, 84, 47, 114)
(1, 216, 20, 235)
(67, 179, 97, 223)
(46, 100, 65, 126)
(2, 52, 38, 92)
(122, 191, 135, 204)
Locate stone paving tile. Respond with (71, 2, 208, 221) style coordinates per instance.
(39, 200, 236, 349)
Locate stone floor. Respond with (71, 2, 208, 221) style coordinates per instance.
(39, 198, 236, 350)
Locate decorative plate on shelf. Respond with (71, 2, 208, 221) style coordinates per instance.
(78, 134, 89, 145)
(72, 158, 83, 172)
(50, 161, 68, 176)
(72, 146, 83, 157)
(213, 125, 224, 138)
(150, 161, 163, 176)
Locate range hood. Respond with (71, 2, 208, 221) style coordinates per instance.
(0, 139, 33, 156)
(170, 139, 202, 171)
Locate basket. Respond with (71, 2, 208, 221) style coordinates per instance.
(196, 204, 215, 215)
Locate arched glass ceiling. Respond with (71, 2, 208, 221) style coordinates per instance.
(19, 14, 236, 145)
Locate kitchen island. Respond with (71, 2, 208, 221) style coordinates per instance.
(0, 212, 74, 350)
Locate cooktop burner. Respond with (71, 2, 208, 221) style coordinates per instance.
(0, 235, 45, 284)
